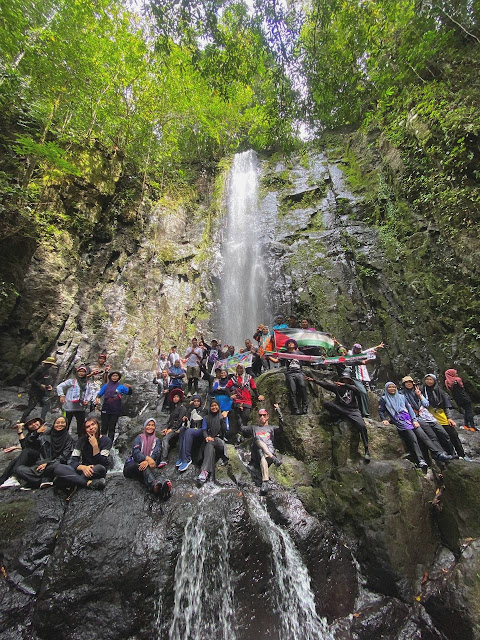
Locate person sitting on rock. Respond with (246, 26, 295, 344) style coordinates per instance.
(257, 325, 275, 371)
(176, 394, 205, 472)
(158, 388, 187, 468)
(283, 339, 308, 415)
(53, 417, 111, 490)
(123, 418, 171, 498)
(0, 417, 48, 489)
(20, 356, 57, 423)
(153, 369, 170, 413)
(96, 371, 132, 443)
(241, 405, 283, 496)
(400, 376, 455, 460)
(306, 370, 370, 462)
(57, 365, 93, 437)
(379, 382, 453, 470)
(168, 359, 186, 391)
(423, 374, 467, 460)
(226, 364, 264, 436)
(197, 400, 228, 485)
(348, 342, 384, 418)
(444, 368, 478, 433)
(14, 416, 74, 489)
(244, 338, 262, 377)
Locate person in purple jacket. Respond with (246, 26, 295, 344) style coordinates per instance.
(96, 371, 132, 442)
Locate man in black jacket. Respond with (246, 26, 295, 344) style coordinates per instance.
(20, 356, 57, 422)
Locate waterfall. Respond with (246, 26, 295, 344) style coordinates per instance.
(218, 150, 270, 350)
(168, 503, 236, 640)
(246, 495, 334, 640)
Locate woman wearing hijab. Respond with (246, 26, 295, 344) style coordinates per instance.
(57, 365, 94, 436)
(197, 400, 228, 484)
(96, 371, 132, 442)
(176, 395, 205, 472)
(445, 369, 478, 432)
(123, 418, 168, 495)
(423, 374, 467, 459)
(158, 388, 187, 468)
(306, 369, 370, 461)
(53, 417, 111, 490)
(379, 382, 452, 469)
(14, 416, 74, 489)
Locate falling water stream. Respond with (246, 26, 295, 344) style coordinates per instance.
(218, 150, 270, 349)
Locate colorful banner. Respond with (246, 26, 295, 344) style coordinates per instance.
(265, 351, 376, 365)
(273, 328, 335, 352)
(214, 352, 253, 374)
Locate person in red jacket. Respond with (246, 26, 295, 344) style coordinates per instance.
(226, 364, 264, 437)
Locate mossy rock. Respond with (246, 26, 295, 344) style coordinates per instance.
(0, 497, 36, 542)
(270, 455, 312, 489)
(436, 460, 480, 551)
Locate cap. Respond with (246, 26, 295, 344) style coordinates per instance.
(401, 376, 414, 384)
(258, 408, 268, 415)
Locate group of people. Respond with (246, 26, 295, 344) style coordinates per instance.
(1, 314, 477, 497)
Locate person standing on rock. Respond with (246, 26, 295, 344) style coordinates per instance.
(348, 342, 384, 417)
(423, 374, 468, 460)
(242, 405, 283, 496)
(158, 388, 187, 468)
(96, 371, 132, 443)
(444, 369, 478, 432)
(20, 356, 57, 423)
(283, 339, 308, 415)
(306, 370, 370, 462)
(0, 417, 48, 489)
(226, 364, 264, 436)
(14, 416, 74, 489)
(197, 399, 228, 485)
(379, 382, 453, 469)
(53, 417, 111, 490)
(86, 352, 111, 412)
(123, 418, 171, 498)
(57, 365, 94, 437)
(184, 337, 203, 396)
(168, 346, 179, 367)
(153, 369, 170, 412)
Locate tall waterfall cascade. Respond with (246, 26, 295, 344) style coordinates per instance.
(218, 150, 270, 349)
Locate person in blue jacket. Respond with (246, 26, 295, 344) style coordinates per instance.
(96, 371, 132, 442)
(123, 418, 168, 495)
(53, 417, 111, 490)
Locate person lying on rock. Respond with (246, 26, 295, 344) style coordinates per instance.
(123, 418, 171, 498)
(96, 371, 132, 443)
(379, 382, 454, 470)
(57, 364, 94, 437)
(53, 417, 111, 490)
(242, 405, 283, 496)
(14, 416, 74, 489)
(197, 400, 229, 485)
(283, 339, 308, 415)
(176, 394, 205, 472)
(423, 374, 467, 460)
(20, 355, 57, 423)
(0, 417, 48, 489)
(226, 364, 264, 439)
(306, 369, 370, 462)
(444, 369, 478, 433)
(400, 376, 456, 462)
(158, 388, 187, 468)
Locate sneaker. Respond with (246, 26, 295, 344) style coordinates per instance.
(437, 453, 453, 463)
(40, 481, 54, 489)
(294, 408, 301, 415)
(175, 459, 182, 467)
(197, 470, 208, 484)
(178, 460, 192, 472)
(157, 461, 168, 468)
(418, 460, 428, 471)
(0, 476, 21, 489)
(464, 456, 473, 462)
(19, 486, 32, 491)
(260, 481, 269, 496)
(89, 478, 106, 490)
(364, 449, 371, 462)
(271, 456, 282, 467)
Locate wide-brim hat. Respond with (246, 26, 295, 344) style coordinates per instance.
(108, 371, 122, 380)
(401, 376, 414, 384)
(42, 356, 57, 365)
(24, 417, 45, 430)
(169, 388, 184, 402)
